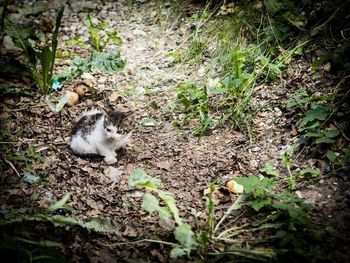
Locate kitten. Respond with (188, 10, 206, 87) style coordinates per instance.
(69, 108, 131, 164)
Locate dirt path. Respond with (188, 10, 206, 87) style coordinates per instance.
(1, 1, 350, 261)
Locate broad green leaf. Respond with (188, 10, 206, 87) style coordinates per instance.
(304, 132, 323, 138)
(260, 163, 279, 177)
(298, 167, 320, 178)
(108, 32, 123, 45)
(158, 207, 172, 222)
(252, 199, 272, 211)
(40, 46, 53, 93)
(174, 223, 197, 249)
(19, 1, 48, 16)
(232, 78, 243, 89)
(298, 121, 320, 132)
(48, 193, 71, 211)
(282, 147, 293, 166)
(170, 247, 187, 258)
(322, 129, 340, 138)
(235, 176, 260, 193)
(149, 101, 160, 109)
(82, 218, 120, 234)
(301, 105, 330, 125)
(128, 168, 162, 189)
(24, 41, 37, 66)
(315, 137, 335, 144)
(141, 193, 160, 214)
(326, 150, 337, 162)
(158, 190, 182, 225)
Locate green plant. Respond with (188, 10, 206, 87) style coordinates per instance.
(7, 146, 45, 176)
(171, 47, 256, 137)
(0, 236, 66, 263)
(55, 51, 126, 83)
(282, 146, 295, 189)
(128, 168, 277, 261)
(85, 14, 122, 52)
(284, 87, 349, 175)
(128, 168, 197, 258)
(4, 6, 64, 95)
(233, 175, 333, 262)
(173, 82, 212, 136)
(0, 193, 122, 262)
(0, 83, 34, 99)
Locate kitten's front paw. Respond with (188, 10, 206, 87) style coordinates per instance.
(104, 156, 118, 164)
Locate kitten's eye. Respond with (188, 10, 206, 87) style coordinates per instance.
(106, 128, 111, 132)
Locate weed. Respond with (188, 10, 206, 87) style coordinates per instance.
(128, 168, 278, 261)
(129, 168, 197, 258)
(4, 6, 64, 95)
(284, 86, 349, 174)
(0, 193, 121, 262)
(0, 83, 34, 99)
(171, 48, 256, 137)
(85, 14, 122, 52)
(172, 82, 211, 136)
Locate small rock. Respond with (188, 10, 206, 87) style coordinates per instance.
(98, 76, 107, 84)
(22, 172, 40, 184)
(251, 147, 261, 152)
(274, 107, 282, 117)
(295, 190, 303, 198)
(323, 62, 331, 72)
(260, 154, 269, 162)
(250, 160, 258, 169)
(65, 91, 79, 107)
(85, 99, 93, 106)
(81, 72, 95, 80)
(133, 29, 147, 37)
(290, 128, 298, 136)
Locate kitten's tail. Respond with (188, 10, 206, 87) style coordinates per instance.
(68, 147, 105, 160)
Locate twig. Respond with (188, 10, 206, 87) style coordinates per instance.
(102, 238, 178, 248)
(4, 105, 43, 112)
(0, 141, 19, 144)
(4, 158, 21, 177)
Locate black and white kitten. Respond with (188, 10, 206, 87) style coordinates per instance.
(69, 109, 131, 164)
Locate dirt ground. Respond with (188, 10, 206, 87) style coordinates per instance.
(1, 1, 350, 262)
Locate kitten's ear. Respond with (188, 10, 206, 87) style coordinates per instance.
(104, 115, 112, 127)
(109, 111, 128, 125)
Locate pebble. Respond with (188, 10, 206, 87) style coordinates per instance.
(98, 76, 107, 84)
(251, 147, 261, 152)
(260, 154, 269, 162)
(250, 160, 258, 169)
(295, 190, 303, 198)
(133, 29, 147, 37)
(274, 107, 282, 117)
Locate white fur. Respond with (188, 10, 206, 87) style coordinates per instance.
(69, 109, 131, 164)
